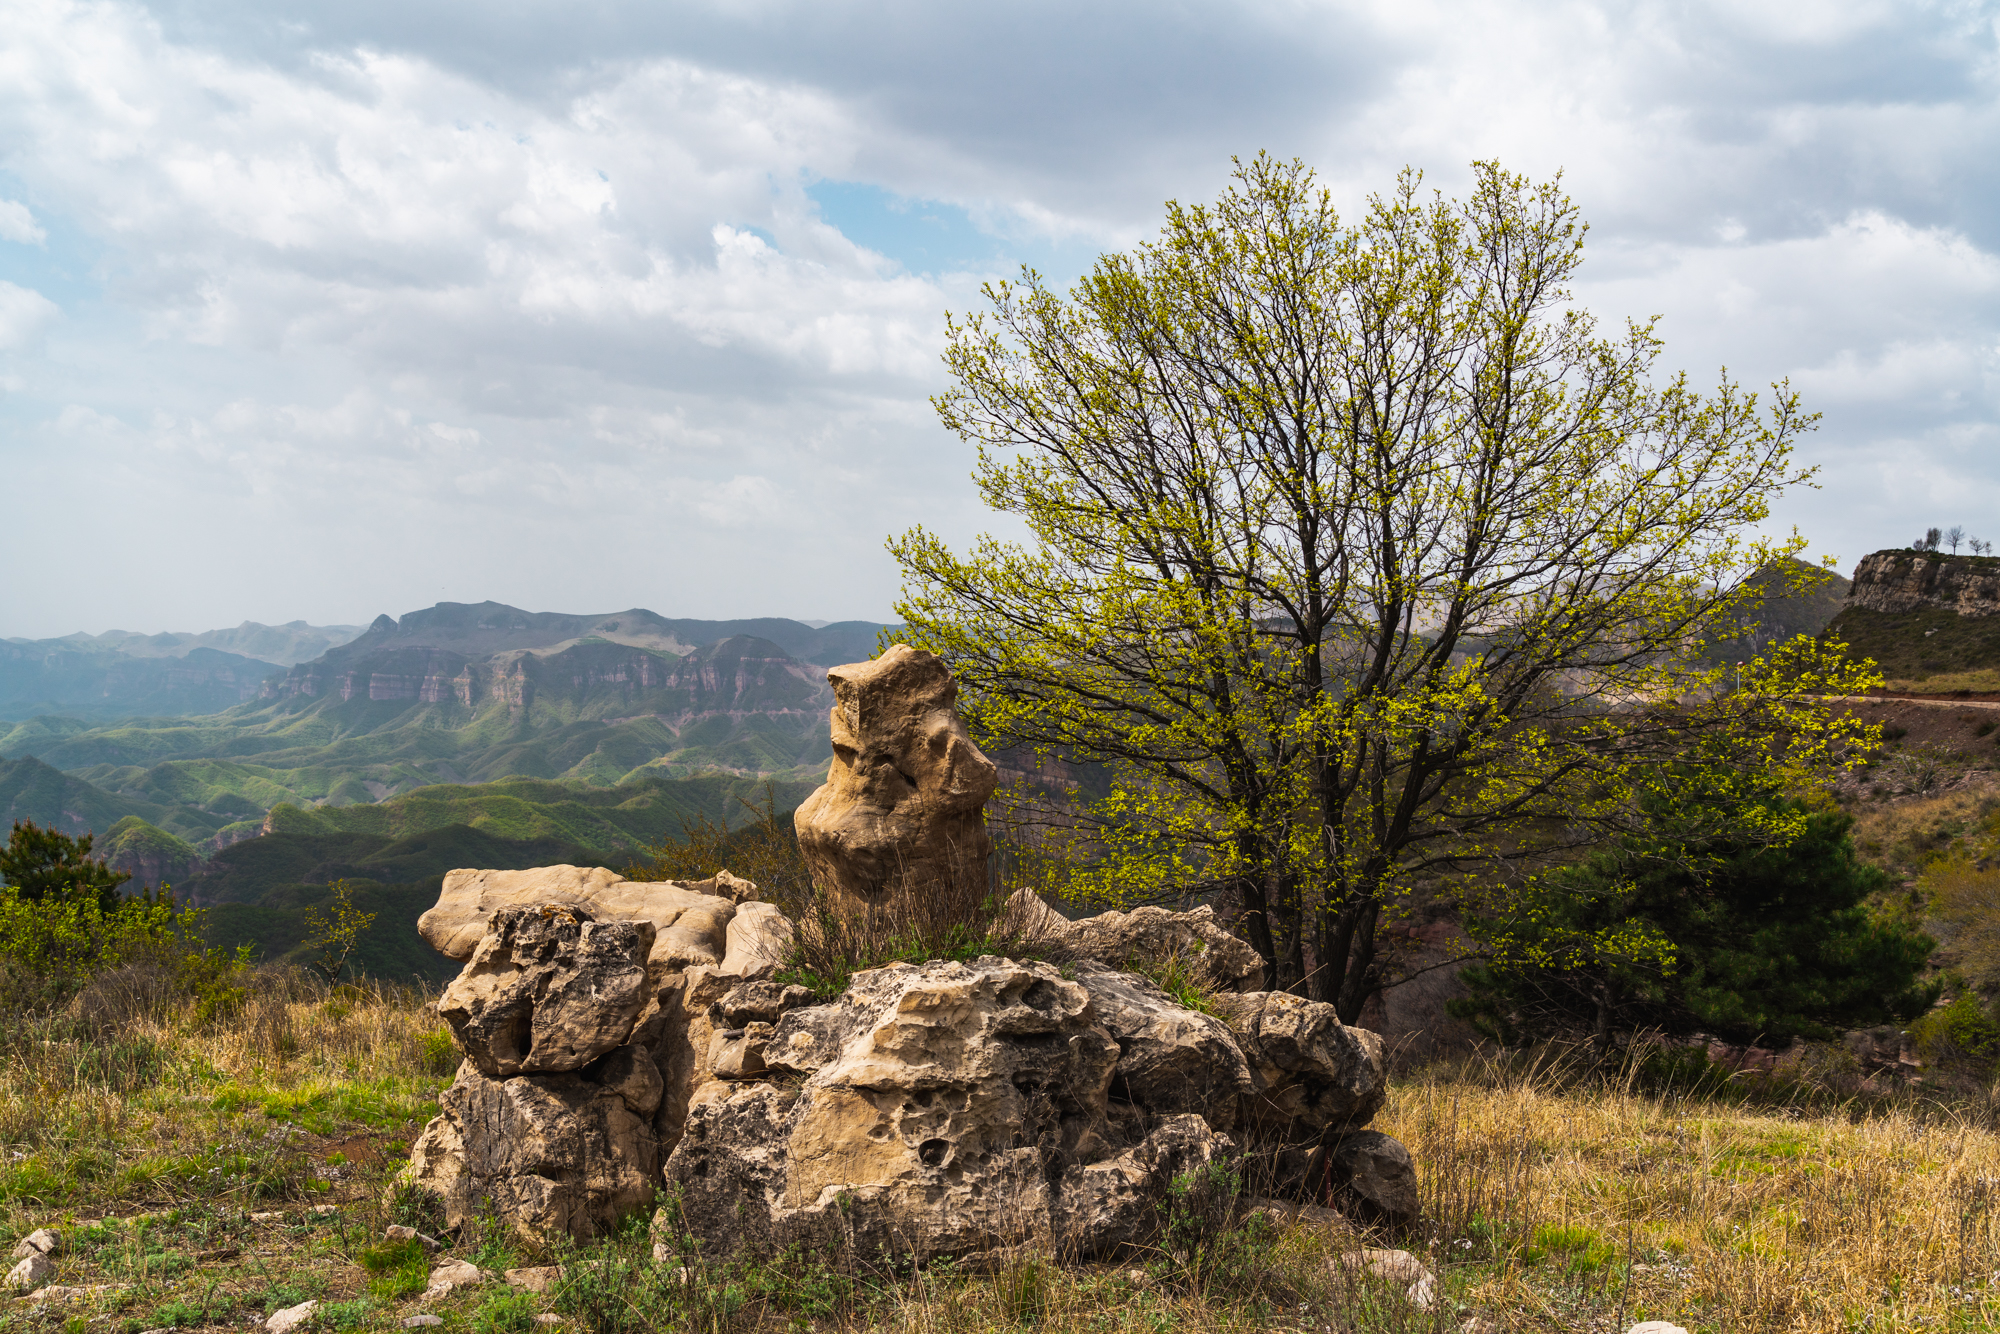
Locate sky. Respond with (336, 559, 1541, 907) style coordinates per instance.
(1, 0, 1997, 639)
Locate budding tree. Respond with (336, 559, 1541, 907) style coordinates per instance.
(891, 156, 1875, 1020)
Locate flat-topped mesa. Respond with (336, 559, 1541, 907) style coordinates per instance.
(1848, 550, 2000, 618)
(793, 645, 999, 914)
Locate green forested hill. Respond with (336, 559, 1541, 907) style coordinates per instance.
(256, 771, 817, 861)
(0, 635, 838, 827)
(179, 777, 808, 981)
(0, 754, 175, 837)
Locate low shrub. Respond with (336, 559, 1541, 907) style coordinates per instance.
(1157, 1159, 1273, 1297)
(1910, 992, 2000, 1068)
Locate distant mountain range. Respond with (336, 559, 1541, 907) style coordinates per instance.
(0, 620, 365, 722)
(0, 598, 887, 980)
(0, 599, 883, 851)
(16, 621, 368, 666)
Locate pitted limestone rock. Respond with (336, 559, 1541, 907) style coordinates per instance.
(666, 956, 1256, 1264)
(1073, 961, 1252, 1129)
(792, 646, 998, 913)
(403, 1060, 661, 1241)
(418, 864, 750, 979)
(437, 904, 653, 1078)
(1209, 990, 1387, 1133)
(1061, 902, 1268, 993)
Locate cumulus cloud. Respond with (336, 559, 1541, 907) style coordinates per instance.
(0, 281, 58, 350)
(0, 0, 1994, 635)
(0, 200, 45, 245)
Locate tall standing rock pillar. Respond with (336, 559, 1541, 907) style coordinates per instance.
(793, 645, 998, 916)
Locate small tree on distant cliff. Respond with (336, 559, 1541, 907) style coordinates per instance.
(892, 155, 1877, 1020)
(0, 820, 130, 913)
(1947, 525, 1967, 554)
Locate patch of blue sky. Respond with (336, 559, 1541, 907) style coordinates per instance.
(806, 180, 1104, 289)
(0, 173, 106, 313)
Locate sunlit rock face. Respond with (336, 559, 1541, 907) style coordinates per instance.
(793, 645, 998, 915)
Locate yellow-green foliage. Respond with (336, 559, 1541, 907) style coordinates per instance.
(0, 884, 202, 1009)
(895, 153, 1880, 1012)
(1908, 992, 2000, 1065)
(1924, 850, 2000, 987)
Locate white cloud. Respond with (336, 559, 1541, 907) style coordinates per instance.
(0, 0, 1995, 635)
(0, 281, 58, 349)
(0, 200, 45, 245)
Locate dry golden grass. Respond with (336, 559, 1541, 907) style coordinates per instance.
(6, 974, 2000, 1334)
(1382, 1062, 2000, 1334)
(1882, 670, 2000, 695)
(1845, 785, 2000, 883)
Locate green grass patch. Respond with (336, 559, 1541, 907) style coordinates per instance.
(472, 1289, 541, 1334)
(1528, 1224, 1619, 1272)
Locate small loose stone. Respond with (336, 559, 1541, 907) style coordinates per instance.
(9, 1230, 58, 1261)
(503, 1267, 559, 1294)
(385, 1226, 441, 1252)
(266, 1298, 317, 1333)
(5, 1253, 52, 1291)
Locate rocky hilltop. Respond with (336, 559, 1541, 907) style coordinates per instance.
(1827, 550, 2000, 686)
(1847, 550, 2000, 617)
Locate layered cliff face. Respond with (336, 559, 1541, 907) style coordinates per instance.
(1826, 551, 2000, 685)
(260, 636, 821, 719)
(1848, 551, 2000, 617)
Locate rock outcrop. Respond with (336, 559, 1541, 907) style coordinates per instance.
(405, 1061, 663, 1242)
(1211, 990, 1387, 1134)
(418, 864, 760, 964)
(663, 951, 1393, 1265)
(666, 955, 1241, 1263)
(793, 646, 998, 914)
(437, 905, 653, 1078)
(1051, 901, 1267, 993)
(1848, 550, 2000, 618)
(404, 869, 794, 1242)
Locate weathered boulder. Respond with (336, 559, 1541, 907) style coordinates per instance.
(667, 955, 1261, 1264)
(5, 1250, 52, 1291)
(1057, 1114, 1234, 1255)
(1210, 990, 1386, 1133)
(404, 1060, 662, 1241)
(418, 865, 748, 978)
(720, 901, 793, 977)
(1063, 903, 1268, 994)
(9, 1229, 57, 1261)
(406, 869, 808, 1242)
(1074, 961, 1252, 1129)
(437, 904, 653, 1078)
(793, 646, 998, 913)
(713, 979, 815, 1027)
(1328, 1130, 1419, 1220)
